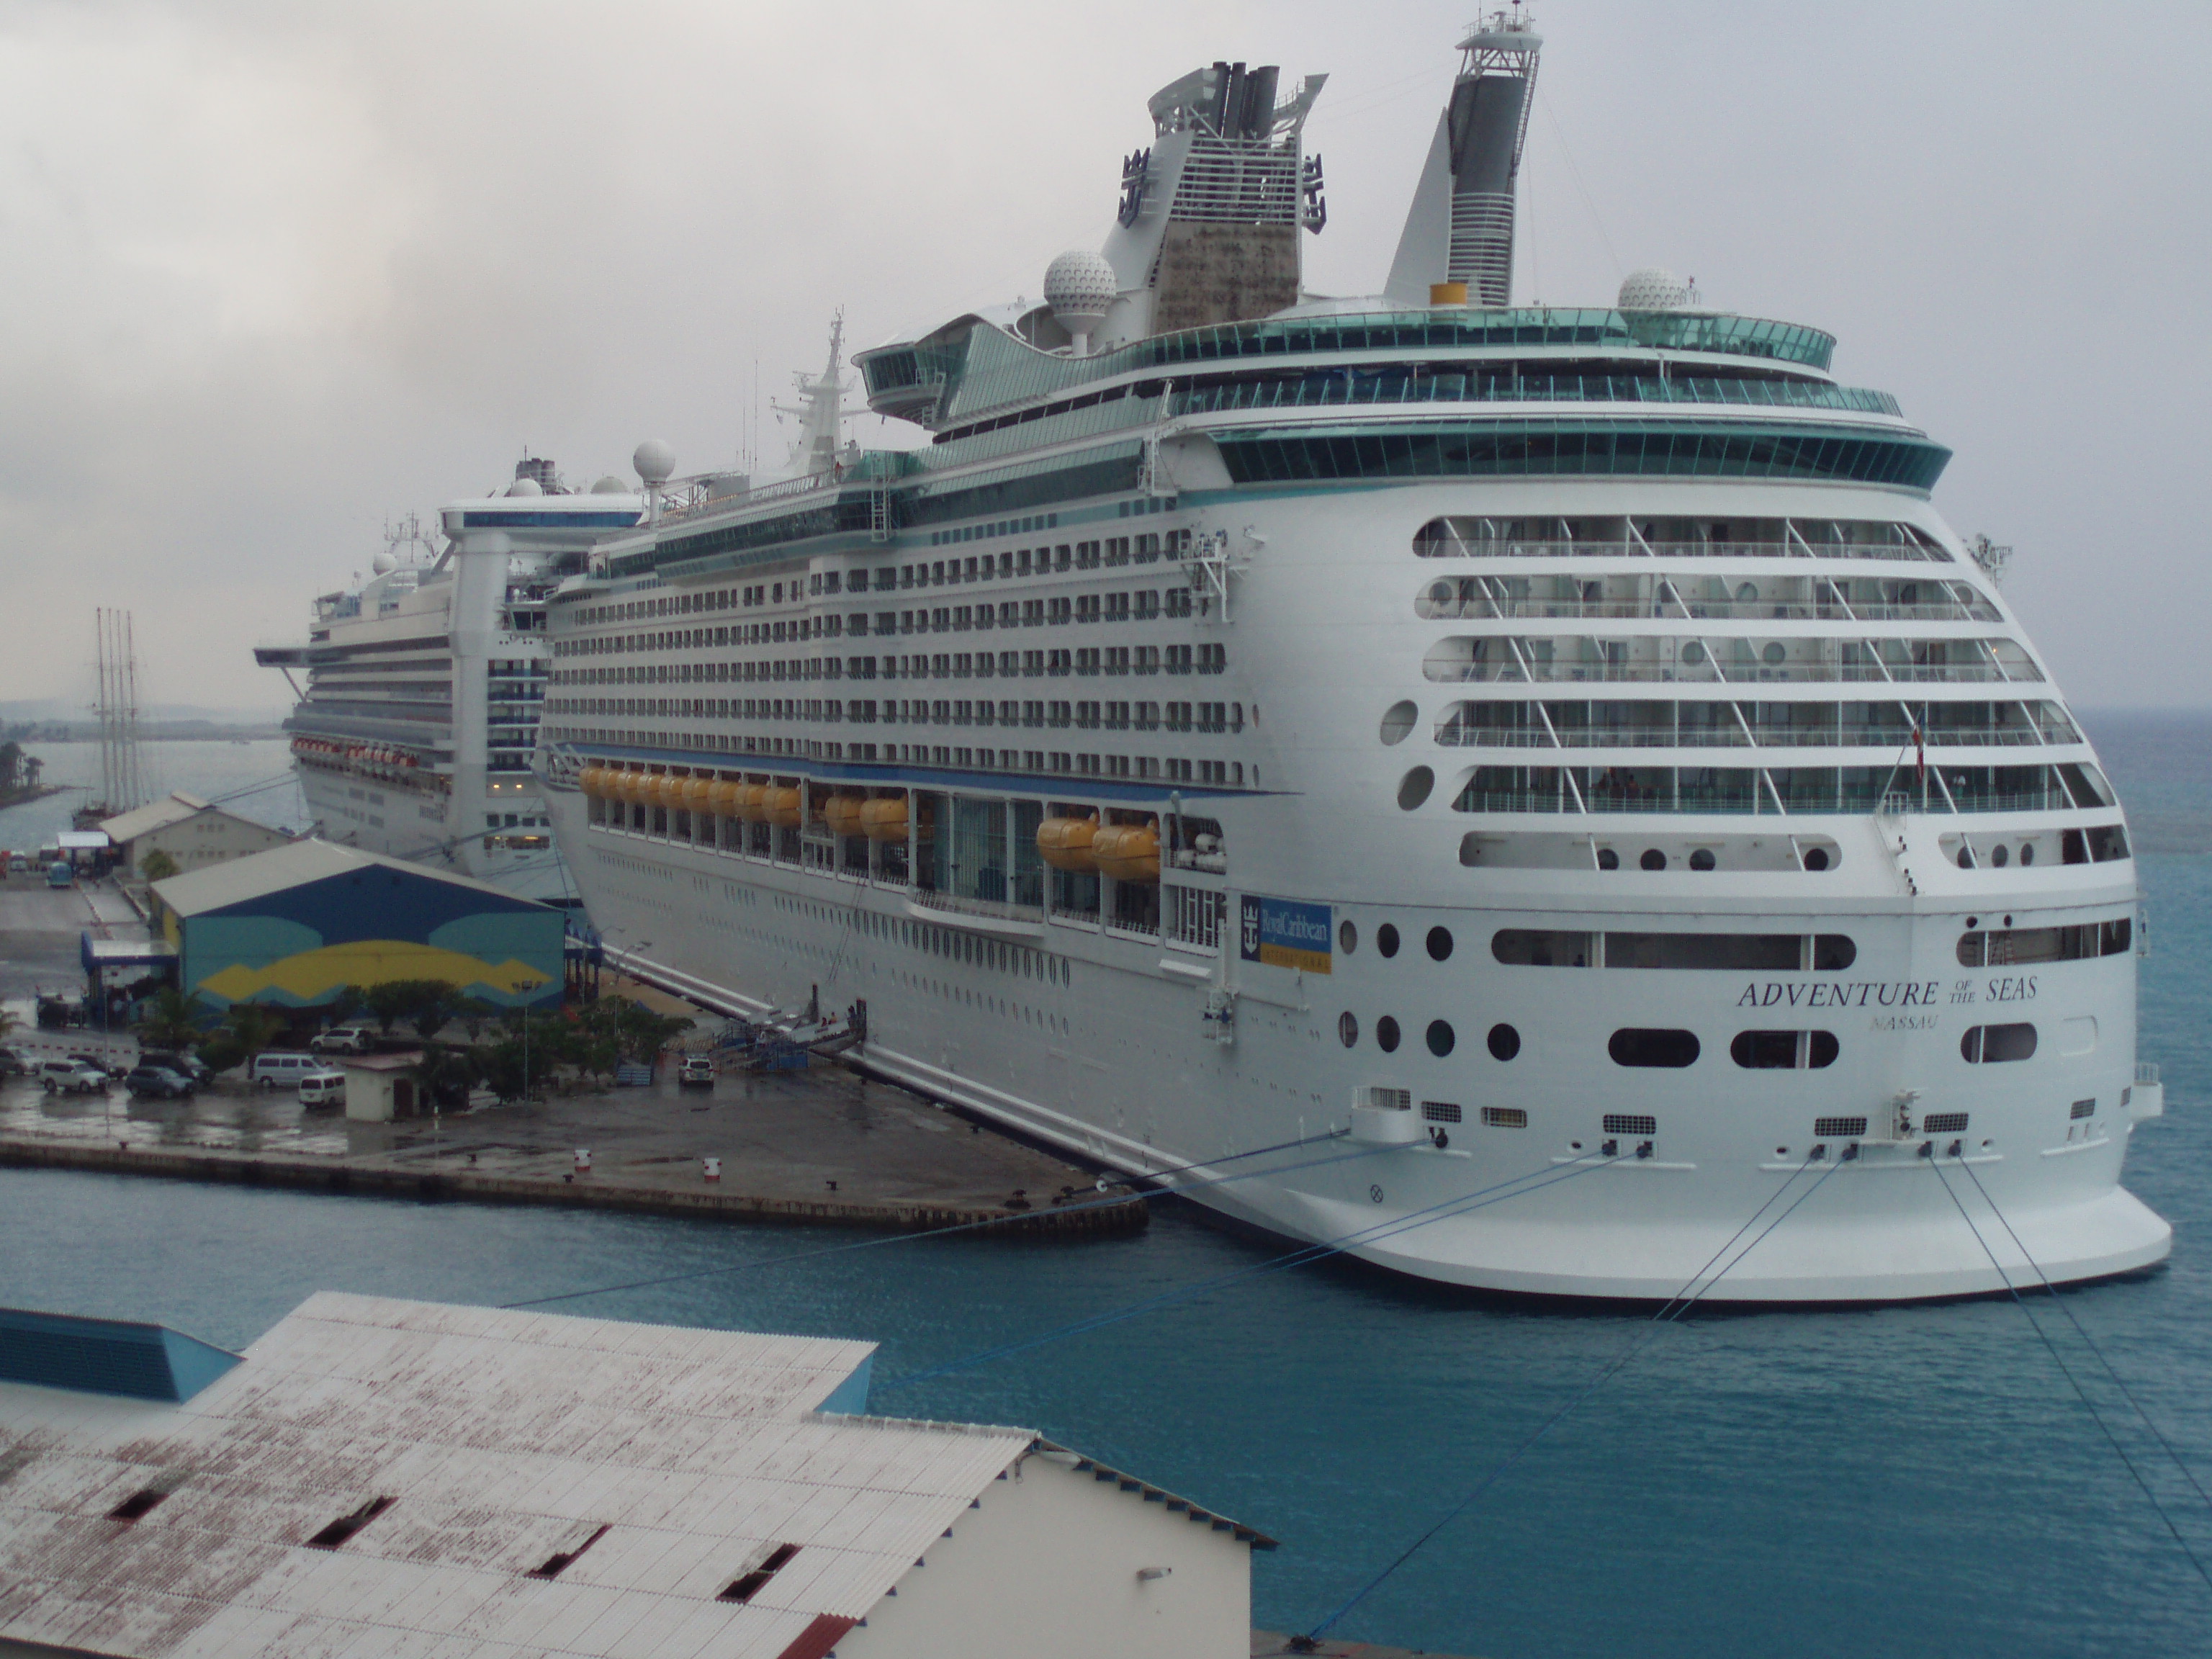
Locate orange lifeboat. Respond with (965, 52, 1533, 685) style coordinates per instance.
(708, 778, 742, 814)
(684, 776, 716, 809)
(1091, 819, 1161, 884)
(577, 766, 605, 798)
(860, 795, 909, 843)
(734, 783, 768, 821)
(823, 793, 866, 839)
(657, 773, 691, 808)
(764, 786, 804, 828)
(1036, 814, 1099, 873)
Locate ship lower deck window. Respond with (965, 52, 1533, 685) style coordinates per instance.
(1495, 930, 1853, 970)
(1480, 1106, 1527, 1128)
(1608, 1030, 1699, 1068)
(1923, 1112, 1970, 1133)
(1961, 1022, 2037, 1064)
(1730, 1030, 1840, 1069)
(1602, 1113, 1658, 1136)
(1422, 1101, 1462, 1124)
(1814, 1116, 1869, 1138)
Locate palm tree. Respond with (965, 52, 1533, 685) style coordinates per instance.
(138, 848, 180, 883)
(136, 986, 207, 1053)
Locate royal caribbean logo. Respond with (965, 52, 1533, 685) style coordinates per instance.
(1240, 894, 1333, 975)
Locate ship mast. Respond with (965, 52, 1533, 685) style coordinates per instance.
(91, 608, 149, 815)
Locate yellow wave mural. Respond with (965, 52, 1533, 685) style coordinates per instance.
(198, 940, 554, 1003)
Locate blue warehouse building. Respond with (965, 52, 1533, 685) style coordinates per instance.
(148, 840, 563, 1012)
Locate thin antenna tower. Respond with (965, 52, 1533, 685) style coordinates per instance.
(91, 608, 149, 814)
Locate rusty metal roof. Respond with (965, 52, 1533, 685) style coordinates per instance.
(0, 1293, 1033, 1658)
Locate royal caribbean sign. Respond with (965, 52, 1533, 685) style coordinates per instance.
(1240, 894, 1333, 974)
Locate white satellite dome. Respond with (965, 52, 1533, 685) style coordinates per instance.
(505, 475, 543, 497)
(1043, 250, 1118, 354)
(633, 439, 677, 485)
(590, 474, 628, 494)
(1617, 267, 1691, 312)
(370, 552, 396, 575)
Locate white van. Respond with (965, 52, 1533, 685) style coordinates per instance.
(248, 1051, 320, 1090)
(297, 1068, 347, 1107)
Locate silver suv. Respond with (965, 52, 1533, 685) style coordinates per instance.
(38, 1060, 111, 1095)
(310, 1025, 377, 1055)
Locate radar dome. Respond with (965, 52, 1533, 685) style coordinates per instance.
(505, 476, 543, 497)
(1043, 251, 1118, 354)
(370, 552, 397, 575)
(633, 439, 677, 485)
(590, 474, 628, 494)
(1617, 267, 1691, 312)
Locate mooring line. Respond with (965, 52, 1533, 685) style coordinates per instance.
(1930, 1158, 2212, 1593)
(1303, 1154, 1837, 1643)
(499, 1129, 1388, 1309)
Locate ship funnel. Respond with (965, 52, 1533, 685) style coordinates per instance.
(1384, 6, 1542, 308)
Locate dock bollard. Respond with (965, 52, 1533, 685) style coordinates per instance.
(702, 1156, 721, 1182)
(574, 1148, 592, 1174)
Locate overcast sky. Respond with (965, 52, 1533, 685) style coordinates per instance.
(3, 0, 2208, 714)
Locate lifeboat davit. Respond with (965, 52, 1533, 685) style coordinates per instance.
(1092, 819, 1161, 884)
(1036, 814, 1099, 872)
(860, 795, 909, 843)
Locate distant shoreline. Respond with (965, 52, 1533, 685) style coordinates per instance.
(0, 783, 68, 811)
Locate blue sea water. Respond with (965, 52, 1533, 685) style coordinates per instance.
(1, 713, 2206, 1657)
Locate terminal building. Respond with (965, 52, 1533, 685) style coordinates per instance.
(0, 1293, 1267, 1659)
(148, 840, 565, 1013)
(96, 792, 292, 878)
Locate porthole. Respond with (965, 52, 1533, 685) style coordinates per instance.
(1377, 924, 1401, 958)
(1956, 845, 1975, 869)
(1339, 920, 1358, 955)
(1426, 925, 1454, 961)
(1426, 1020, 1456, 1057)
(1397, 765, 1435, 810)
(1689, 849, 1716, 871)
(1761, 642, 1786, 665)
(1596, 848, 1619, 871)
(1377, 1016, 1401, 1053)
(2019, 842, 2035, 866)
(1338, 1012, 1359, 1048)
(1735, 581, 1758, 603)
(1488, 1022, 1521, 1061)
(1682, 642, 1707, 664)
(1640, 848, 1667, 871)
(1380, 701, 1418, 746)
(1992, 843, 2010, 868)
(1804, 846, 1831, 871)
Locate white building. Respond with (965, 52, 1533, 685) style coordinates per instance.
(0, 1293, 1269, 1659)
(98, 791, 292, 877)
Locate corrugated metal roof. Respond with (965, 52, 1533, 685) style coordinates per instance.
(151, 840, 552, 918)
(0, 1295, 1034, 1659)
(97, 792, 220, 843)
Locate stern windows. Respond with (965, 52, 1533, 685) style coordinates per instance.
(1957, 918, 2131, 966)
(1730, 1030, 1840, 1069)
(1961, 1022, 2038, 1064)
(2060, 824, 2131, 863)
(1496, 930, 1854, 970)
(1608, 1029, 1700, 1068)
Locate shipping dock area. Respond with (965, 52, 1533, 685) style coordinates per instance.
(0, 1054, 1145, 1233)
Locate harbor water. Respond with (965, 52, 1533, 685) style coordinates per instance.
(1, 714, 2207, 1657)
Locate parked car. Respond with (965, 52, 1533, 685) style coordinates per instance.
(68, 1052, 130, 1081)
(37, 1060, 110, 1095)
(678, 1054, 716, 1087)
(247, 1051, 320, 1090)
(138, 1051, 211, 1085)
(0, 1045, 29, 1076)
(297, 1068, 347, 1108)
(124, 1064, 197, 1100)
(310, 1025, 378, 1056)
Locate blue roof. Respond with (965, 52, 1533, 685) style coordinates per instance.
(0, 1306, 241, 1403)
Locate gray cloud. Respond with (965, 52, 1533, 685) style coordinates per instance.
(2, 0, 2205, 710)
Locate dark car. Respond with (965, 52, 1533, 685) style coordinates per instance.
(138, 1050, 211, 1085)
(0, 1045, 28, 1076)
(123, 1064, 197, 1100)
(68, 1052, 130, 1081)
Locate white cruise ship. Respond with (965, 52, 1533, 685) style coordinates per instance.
(526, 15, 2170, 1300)
(258, 467, 644, 904)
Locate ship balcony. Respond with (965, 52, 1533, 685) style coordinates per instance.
(1423, 636, 2042, 686)
(1414, 596, 2003, 625)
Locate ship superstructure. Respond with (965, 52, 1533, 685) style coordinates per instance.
(258, 472, 644, 903)
(529, 14, 2168, 1300)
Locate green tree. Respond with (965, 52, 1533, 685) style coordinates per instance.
(198, 1002, 286, 1076)
(411, 1046, 477, 1112)
(363, 981, 415, 1035)
(135, 986, 208, 1052)
(0, 739, 19, 792)
(325, 984, 367, 1025)
(402, 980, 464, 1043)
(137, 848, 180, 883)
